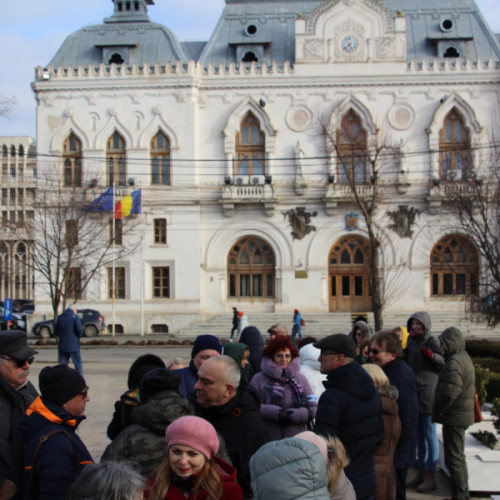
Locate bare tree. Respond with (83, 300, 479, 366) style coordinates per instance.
(0, 92, 16, 118)
(17, 171, 141, 320)
(443, 143, 500, 326)
(320, 109, 401, 331)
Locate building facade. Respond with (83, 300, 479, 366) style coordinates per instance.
(0, 137, 36, 302)
(31, 0, 500, 333)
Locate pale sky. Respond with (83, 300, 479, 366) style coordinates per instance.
(1, 0, 498, 138)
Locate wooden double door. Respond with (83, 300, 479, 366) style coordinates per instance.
(328, 236, 372, 313)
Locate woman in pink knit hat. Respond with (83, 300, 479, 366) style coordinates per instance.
(145, 416, 242, 500)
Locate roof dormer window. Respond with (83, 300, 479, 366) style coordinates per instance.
(242, 51, 258, 62)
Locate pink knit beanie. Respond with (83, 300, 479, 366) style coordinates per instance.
(165, 416, 219, 459)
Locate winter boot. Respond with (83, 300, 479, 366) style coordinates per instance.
(405, 467, 425, 488)
(416, 471, 437, 492)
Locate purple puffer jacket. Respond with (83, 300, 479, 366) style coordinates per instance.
(250, 357, 317, 441)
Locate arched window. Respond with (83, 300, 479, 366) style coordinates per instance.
(337, 110, 367, 184)
(439, 109, 470, 181)
(1, 145, 8, 178)
(107, 132, 126, 186)
(62, 133, 82, 187)
(431, 234, 478, 296)
(235, 112, 265, 179)
(328, 236, 371, 312)
(242, 51, 258, 62)
(228, 236, 275, 298)
(151, 130, 170, 185)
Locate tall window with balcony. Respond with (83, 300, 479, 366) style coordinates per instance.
(337, 110, 367, 184)
(107, 132, 126, 186)
(235, 112, 265, 182)
(151, 131, 170, 185)
(228, 236, 275, 298)
(63, 133, 82, 187)
(439, 109, 471, 181)
(108, 267, 126, 299)
(431, 234, 478, 296)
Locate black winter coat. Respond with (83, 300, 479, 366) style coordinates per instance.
(195, 385, 270, 499)
(19, 397, 93, 500)
(0, 377, 37, 500)
(382, 358, 419, 469)
(314, 361, 383, 500)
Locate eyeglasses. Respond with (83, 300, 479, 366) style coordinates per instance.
(370, 348, 386, 355)
(0, 355, 35, 368)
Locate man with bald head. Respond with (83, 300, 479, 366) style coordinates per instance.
(0, 330, 38, 499)
(194, 355, 269, 499)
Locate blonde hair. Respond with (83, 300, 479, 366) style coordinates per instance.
(325, 435, 350, 494)
(147, 455, 222, 500)
(362, 363, 390, 387)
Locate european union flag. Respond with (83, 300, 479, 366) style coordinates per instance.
(84, 187, 114, 212)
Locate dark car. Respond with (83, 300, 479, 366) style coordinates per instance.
(32, 309, 106, 339)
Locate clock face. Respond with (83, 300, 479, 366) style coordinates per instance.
(341, 35, 359, 53)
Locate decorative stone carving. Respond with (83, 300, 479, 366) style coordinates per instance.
(283, 207, 318, 240)
(387, 205, 421, 238)
(304, 39, 324, 60)
(286, 105, 313, 132)
(387, 103, 415, 130)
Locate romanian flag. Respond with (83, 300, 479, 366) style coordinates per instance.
(115, 189, 141, 219)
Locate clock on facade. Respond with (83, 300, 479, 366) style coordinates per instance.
(341, 35, 359, 53)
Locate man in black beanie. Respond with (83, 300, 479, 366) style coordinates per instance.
(177, 334, 223, 400)
(19, 364, 93, 499)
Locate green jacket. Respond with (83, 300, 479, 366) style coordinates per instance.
(433, 327, 475, 427)
(101, 389, 193, 475)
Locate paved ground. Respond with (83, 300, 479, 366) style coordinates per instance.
(27, 345, 494, 499)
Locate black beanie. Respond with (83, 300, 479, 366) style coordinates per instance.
(39, 364, 87, 406)
(138, 368, 181, 402)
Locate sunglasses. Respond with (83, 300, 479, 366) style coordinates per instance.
(0, 355, 35, 367)
(370, 348, 386, 355)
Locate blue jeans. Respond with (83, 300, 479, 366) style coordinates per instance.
(291, 324, 303, 343)
(59, 351, 83, 374)
(416, 413, 439, 471)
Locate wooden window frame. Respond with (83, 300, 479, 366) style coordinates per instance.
(62, 133, 83, 188)
(152, 266, 170, 298)
(336, 110, 367, 184)
(235, 112, 265, 177)
(108, 267, 126, 299)
(151, 131, 171, 185)
(154, 218, 167, 244)
(106, 132, 127, 186)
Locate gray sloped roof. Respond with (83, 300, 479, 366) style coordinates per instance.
(46, 0, 500, 69)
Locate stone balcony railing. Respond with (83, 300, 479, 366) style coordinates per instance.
(323, 182, 374, 215)
(427, 179, 483, 214)
(220, 183, 276, 217)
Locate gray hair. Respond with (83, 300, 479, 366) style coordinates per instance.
(205, 355, 241, 389)
(67, 461, 145, 500)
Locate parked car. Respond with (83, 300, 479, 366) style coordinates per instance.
(1, 299, 35, 314)
(32, 309, 106, 339)
(0, 313, 27, 331)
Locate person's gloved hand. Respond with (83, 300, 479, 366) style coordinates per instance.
(278, 409, 292, 423)
(421, 347, 434, 359)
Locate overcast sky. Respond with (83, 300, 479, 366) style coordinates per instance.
(1, 0, 499, 138)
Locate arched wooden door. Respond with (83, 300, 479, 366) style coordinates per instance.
(328, 236, 372, 312)
(227, 236, 275, 298)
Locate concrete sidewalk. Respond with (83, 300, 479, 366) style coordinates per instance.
(28, 346, 492, 499)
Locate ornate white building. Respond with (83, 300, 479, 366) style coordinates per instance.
(32, 0, 500, 333)
(0, 137, 36, 301)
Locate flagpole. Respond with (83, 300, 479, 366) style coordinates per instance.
(140, 214, 144, 337)
(112, 182, 116, 338)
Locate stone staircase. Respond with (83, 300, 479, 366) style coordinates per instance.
(173, 311, 500, 341)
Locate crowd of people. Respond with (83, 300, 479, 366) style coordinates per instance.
(0, 310, 476, 500)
